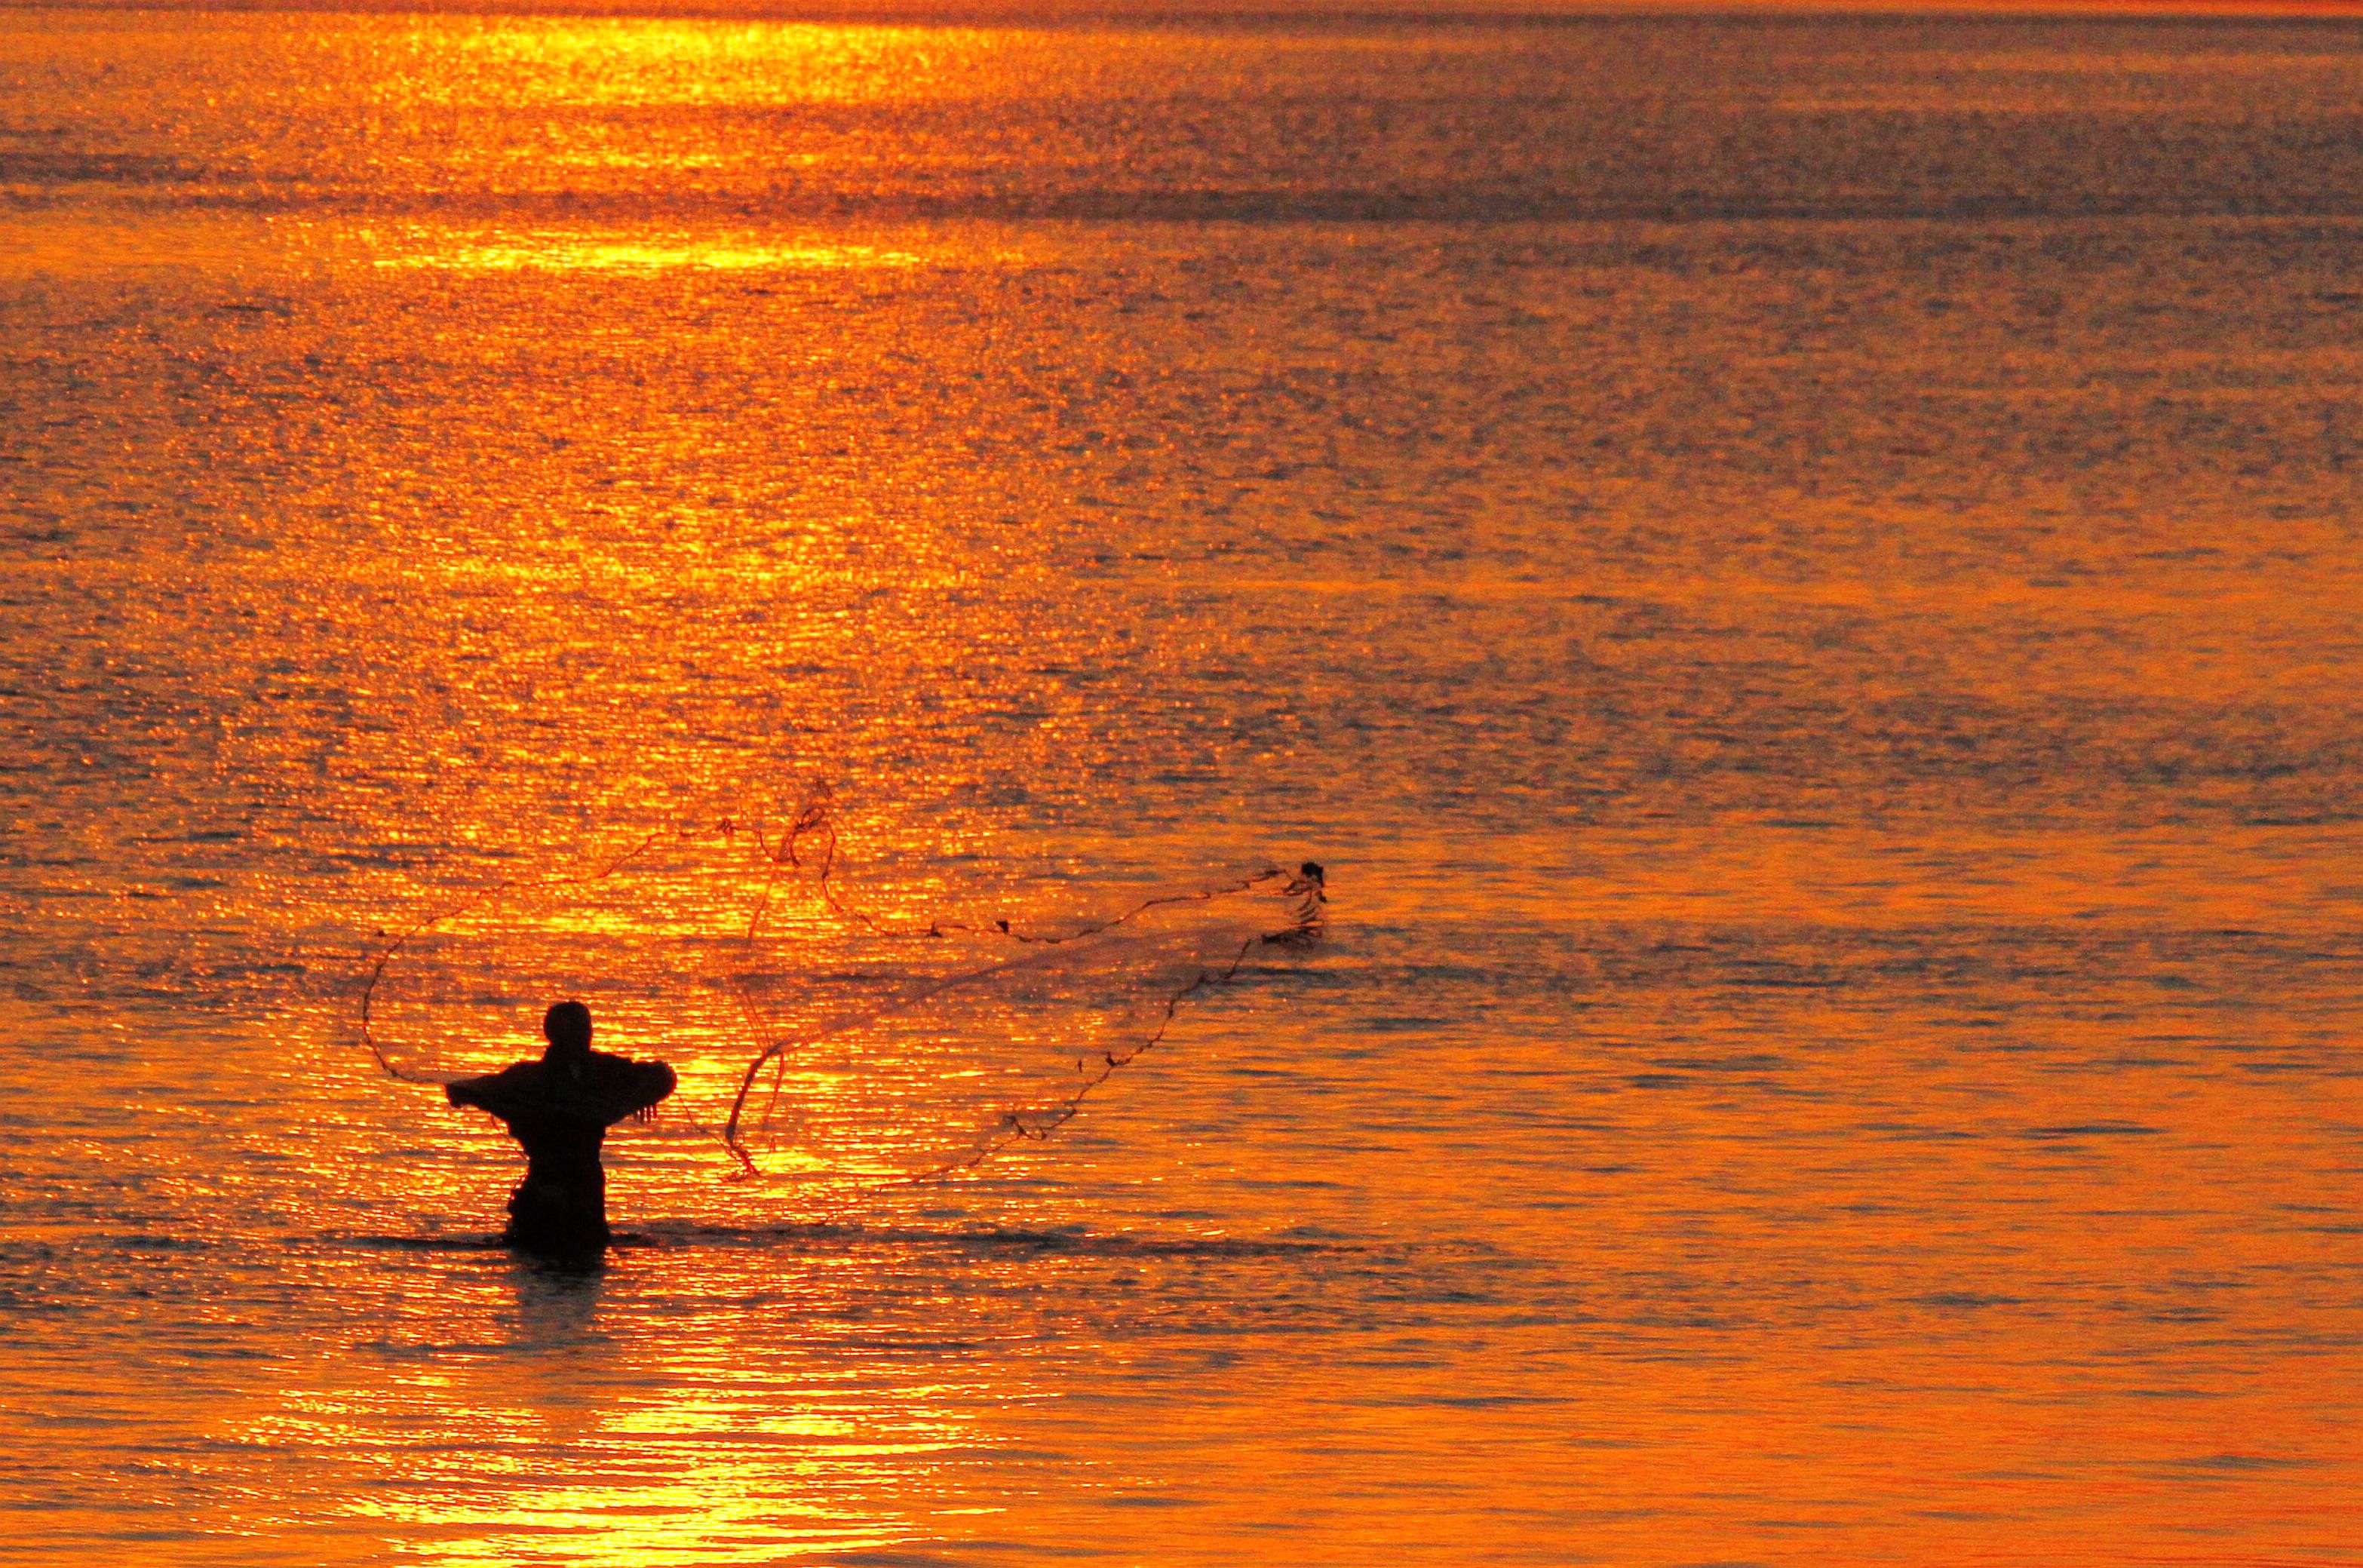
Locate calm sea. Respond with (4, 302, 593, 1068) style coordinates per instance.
(5, 8, 2363, 1563)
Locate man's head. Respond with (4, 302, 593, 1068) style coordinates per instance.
(542, 1000, 593, 1059)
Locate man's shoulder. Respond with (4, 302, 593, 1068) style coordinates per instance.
(589, 1048, 671, 1074)
(585, 1050, 677, 1107)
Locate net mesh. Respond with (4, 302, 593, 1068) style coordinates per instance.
(358, 789, 1327, 1185)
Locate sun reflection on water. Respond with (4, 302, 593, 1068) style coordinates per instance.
(374, 229, 927, 274)
(259, 1260, 999, 1566)
(429, 20, 987, 109)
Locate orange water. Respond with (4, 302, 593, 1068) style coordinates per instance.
(4, 11, 2362, 1564)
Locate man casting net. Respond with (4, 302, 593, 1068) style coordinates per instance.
(358, 793, 1327, 1226)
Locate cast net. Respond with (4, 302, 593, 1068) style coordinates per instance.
(357, 789, 1327, 1185)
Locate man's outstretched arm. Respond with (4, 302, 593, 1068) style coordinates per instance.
(617, 1059, 677, 1121)
(446, 1063, 535, 1116)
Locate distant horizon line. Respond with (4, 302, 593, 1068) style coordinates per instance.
(11, 0, 2362, 23)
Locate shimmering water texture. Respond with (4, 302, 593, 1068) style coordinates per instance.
(6, 10, 2363, 1567)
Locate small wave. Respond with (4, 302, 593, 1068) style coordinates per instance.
(1910, 1291, 2029, 1309)
(338, 1233, 514, 1253)
(615, 1221, 1355, 1260)
(330, 1223, 1355, 1259)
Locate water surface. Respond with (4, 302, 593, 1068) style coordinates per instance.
(4, 10, 2363, 1563)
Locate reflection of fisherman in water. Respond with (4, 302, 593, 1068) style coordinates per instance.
(446, 1002, 676, 1257)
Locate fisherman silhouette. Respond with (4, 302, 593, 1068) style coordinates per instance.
(445, 1002, 676, 1257)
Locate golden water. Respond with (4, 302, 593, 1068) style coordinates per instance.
(4, 10, 2363, 1563)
